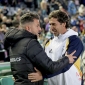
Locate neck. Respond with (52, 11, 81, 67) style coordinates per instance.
(61, 28, 67, 34)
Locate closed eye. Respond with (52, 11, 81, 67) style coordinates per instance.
(49, 23, 56, 26)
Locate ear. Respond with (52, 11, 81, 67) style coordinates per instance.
(25, 26, 28, 31)
(25, 25, 30, 32)
(63, 23, 66, 27)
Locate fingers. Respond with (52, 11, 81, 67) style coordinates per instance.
(31, 79, 38, 82)
(28, 73, 39, 82)
(28, 76, 35, 80)
(28, 73, 36, 78)
(70, 50, 76, 56)
(69, 59, 74, 63)
(28, 73, 36, 76)
(65, 50, 76, 56)
(28, 70, 43, 82)
(69, 56, 77, 63)
(73, 56, 77, 59)
(28, 76, 38, 82)
(28, 73, 36, 80)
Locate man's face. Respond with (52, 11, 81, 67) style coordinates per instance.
(49, 18, 65, 34)
(27, 19, 41, 36)
(50, 26, 59, 36)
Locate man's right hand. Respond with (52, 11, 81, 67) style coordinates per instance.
(28, 67, 42, 82)
(65, 50, 77, 63)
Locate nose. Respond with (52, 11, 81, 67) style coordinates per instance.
(50, 25, 54, 30)
(39, 26, 42, 32)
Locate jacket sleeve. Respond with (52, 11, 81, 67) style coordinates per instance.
(63, 35, 84, 71)
(26, 39, 69, 75)
(45, 35, 84, 78)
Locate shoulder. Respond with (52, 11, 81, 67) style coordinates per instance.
(68, 35, 82, 44)
(66, 35, 84, 55)
(67, 35, 83, 49)
(26, 39, 42, 50)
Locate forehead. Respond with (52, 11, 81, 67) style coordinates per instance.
(27, 19, 40, 26)
(33, 19, 40, 23)
(49, 18, 58, 24)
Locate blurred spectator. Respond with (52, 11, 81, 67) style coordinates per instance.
(0, 13, 3, 23)
(33, 0, 38, 10)
(40, 0, 50, 17)
(79, 20, 85, 34)
(59, 6, 68, 15)
(16, 8, 22, 15)
(77, 6, 85, 34)
(5, 18, 12, 28)
(2, 16, 7, 23)
(1, 6, 8, 16)
(70, 14, 80, 34)
(56, 0, 68, 10)
(16, 0, 27, 8)
(38, 31, 45, 48)
(0, 26, 8, 61)
(40, 0, 47, 16)
(72, 26, 78, 33)
(24, 0, 34, 10)
(78, 4, 85, 16)
(8, 0, 17, 7)
(14, 13, 21, 21)
(0, 0, 8, 5)
(37, 0, 42, 7)
(49, 0, 60, 11)
(81, 20, 85, 35)
(37, 8, 44, 23)
(1, 23, 8, 33)
(44, 17, 49, 32)
(0, 27, 4, 50)
(74, 0, 80, 9)
(11, 18, 20, 29)
(68, 0, 77, 16)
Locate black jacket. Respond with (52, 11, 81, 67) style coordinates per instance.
(4, 28, 69, 85)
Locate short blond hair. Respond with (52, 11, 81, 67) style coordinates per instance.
(20, 11, 40, 25)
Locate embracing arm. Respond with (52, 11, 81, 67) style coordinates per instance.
(26, 39, 75, 75)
